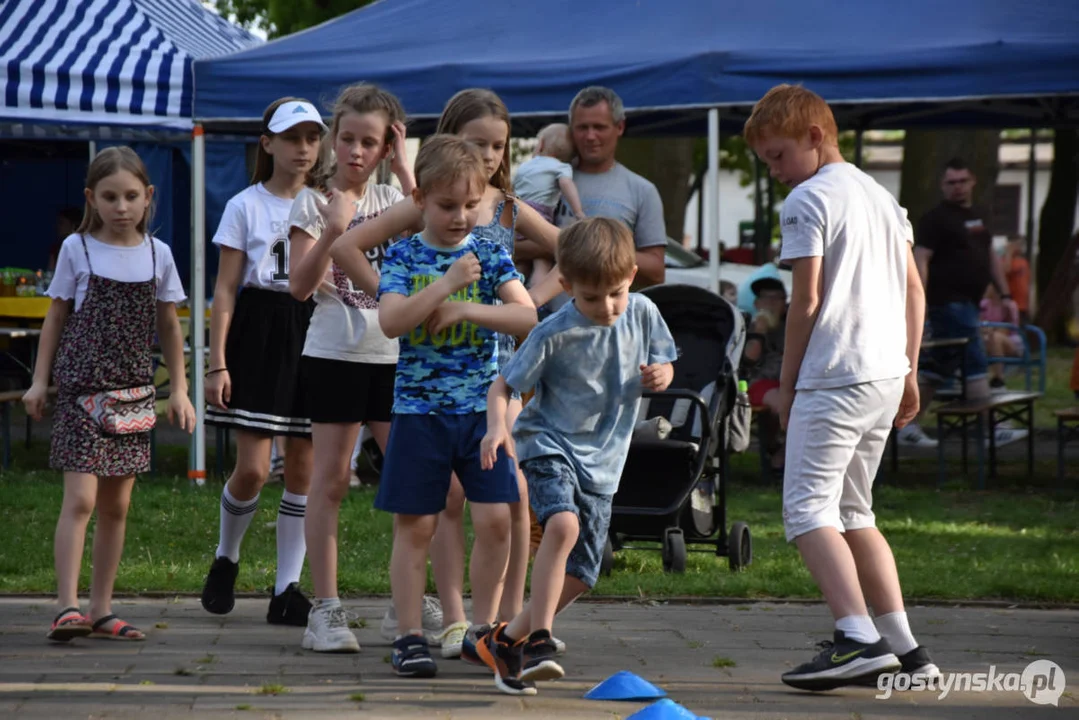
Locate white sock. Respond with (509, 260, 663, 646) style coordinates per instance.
(351, 434, 362, 469)
(275, 490, 307, 595)
(836, 614, 881, 644)
(316, 597, 341, 610)
(216, 486, 259, 563)
(875, 611, 918, 655)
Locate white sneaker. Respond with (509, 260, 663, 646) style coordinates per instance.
(380, 595, 444, 645)
(437, 620, 470, 658)
(897, 424, 938, 448)
(989, 425, 1029, 447)
(302, 604, 359, 653)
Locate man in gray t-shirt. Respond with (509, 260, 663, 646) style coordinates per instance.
(519, 86, 667, 299)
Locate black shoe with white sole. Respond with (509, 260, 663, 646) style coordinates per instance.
(782, 631, 901, 692)
(897, 646, 941, 677)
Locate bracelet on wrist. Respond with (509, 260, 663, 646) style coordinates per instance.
(205, 367, 228, 377)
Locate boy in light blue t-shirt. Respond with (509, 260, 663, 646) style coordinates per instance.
(372, 136, 537, 680)
(476, 217, 678, 695)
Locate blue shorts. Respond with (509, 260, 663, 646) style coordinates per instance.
(375, 413, 519, 515)
(920, 301, 989, 385)
(522, 455, 613, 589)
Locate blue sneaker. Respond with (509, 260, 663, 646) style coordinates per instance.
(460, 623, 492, 666)
(392, 634, 438, 678)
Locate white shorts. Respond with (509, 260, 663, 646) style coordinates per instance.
(782, 377, 904, 542)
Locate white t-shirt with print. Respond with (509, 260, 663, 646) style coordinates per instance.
(289, 184, 404, 363)
(47, 233, 187, 311)
(213, 183, 295, 292)
(779, 162, 913, 391)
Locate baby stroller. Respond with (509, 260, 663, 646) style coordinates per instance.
(604, 284, 752, 574)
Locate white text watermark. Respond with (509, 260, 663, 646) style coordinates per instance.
(875, 660, 1065, 706)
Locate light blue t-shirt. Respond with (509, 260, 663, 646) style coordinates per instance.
(503, 293, 679, 494)
(378, 233, 521, 415)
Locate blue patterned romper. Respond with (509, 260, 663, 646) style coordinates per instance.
(472, 197, 520, 398)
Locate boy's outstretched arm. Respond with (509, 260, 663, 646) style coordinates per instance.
(481, 375, 515, 470)
(426, 279, 538, 337)
(329, 198, 423, 290)
(895, 245, 926, 428)
(379, 253, 480, 339)
(777, 256, 823, 429)
(558, 176, 587, 220)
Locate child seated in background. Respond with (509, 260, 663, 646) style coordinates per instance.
(979, 285, 1022, 388)
(512, 123, 586, 287)
(742, 276, 787, 476)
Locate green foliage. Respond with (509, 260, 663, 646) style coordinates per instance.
(213, 0, 375, 38)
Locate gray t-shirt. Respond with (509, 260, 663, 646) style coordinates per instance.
(554, 162, 666, 248)
(548, 162, 665, 309)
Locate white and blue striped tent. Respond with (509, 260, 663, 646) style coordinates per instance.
(0, 0, 259, 134)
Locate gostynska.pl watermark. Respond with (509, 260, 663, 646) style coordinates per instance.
(876, 659, 1066, 706)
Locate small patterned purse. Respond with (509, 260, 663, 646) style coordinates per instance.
(77, 386, 157, 435)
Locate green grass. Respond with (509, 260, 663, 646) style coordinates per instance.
(1, 452, 1076, 602)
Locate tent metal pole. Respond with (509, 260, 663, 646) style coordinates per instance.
(88, 141, 96, 161)
(189, 124, 207, 486)
(707, 108, 720, 293)
(854, 127, 864, 167)
(1025, 128, 1037, 288)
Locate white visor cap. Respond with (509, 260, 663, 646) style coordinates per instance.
(267, 101, 328, 133)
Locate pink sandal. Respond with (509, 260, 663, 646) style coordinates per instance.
(89, 614, 145, 641)
(46, 607, 93, 642)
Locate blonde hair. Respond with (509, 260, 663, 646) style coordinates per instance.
(743, 84, 838, 147)
(436, 89, 513, 193)
(557, 217, 637, 287)
(318, 83, 406, 189)
(78, 146, 153, 235)
(414, 134, 488, 195)
(537, 123, 574, 163)
(252, 96, 324, 186)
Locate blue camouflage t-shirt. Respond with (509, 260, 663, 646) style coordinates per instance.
(379, 233, 521, 415)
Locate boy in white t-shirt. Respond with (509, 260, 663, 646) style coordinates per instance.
(512, 123, 585, 287)
(744, 84, 939, 691)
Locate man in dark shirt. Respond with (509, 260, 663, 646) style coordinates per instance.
(897, 158, 1020, 447)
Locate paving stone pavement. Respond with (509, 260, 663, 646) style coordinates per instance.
(0, 597, 1076, 719)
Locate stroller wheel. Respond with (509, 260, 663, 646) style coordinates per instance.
(662, 528, 687, 574)
(728, 521, 752, 571)
(600, 535, 615, 576)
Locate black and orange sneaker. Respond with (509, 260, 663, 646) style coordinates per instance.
(475, 625, 536, 696)
(520, 629, 564, 683)
(460, 623, 493, 667)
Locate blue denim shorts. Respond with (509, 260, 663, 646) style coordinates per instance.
(375, 413, 519, 516)
(522, 455, 613, 589)
(920, 301, 988, 384)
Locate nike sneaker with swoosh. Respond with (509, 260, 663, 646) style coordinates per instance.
(782, 630, 900, 691)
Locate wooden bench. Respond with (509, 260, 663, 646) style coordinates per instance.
(934, 390, 1040, 489)
(0, 386, 56, 469)
(1055, 408, 1079, 484)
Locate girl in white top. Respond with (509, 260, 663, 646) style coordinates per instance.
(201, 98, 327, 628)
(24, 147, 195, 642)
(287, 84, 416, 653)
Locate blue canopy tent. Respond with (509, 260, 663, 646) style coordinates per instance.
(193, 0, 1079, 134)
(0, 0, 259, 287)
(188, 0, 1079, 477)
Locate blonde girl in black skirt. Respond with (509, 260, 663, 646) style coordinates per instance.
(201, 98, 326, 626)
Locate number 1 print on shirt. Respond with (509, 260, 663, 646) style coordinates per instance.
(271, 238, 288, 280)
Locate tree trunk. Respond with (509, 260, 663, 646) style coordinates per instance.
(616, 137, 695, 244)
(899, 129, 1001, 234)
(1035, 129, 1079, 335)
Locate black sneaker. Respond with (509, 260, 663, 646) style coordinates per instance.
(460, 623, 492, 666)
(781, 631, 900, 692)
(520, 629, 564, 682)
(200, 557, 239, 615)
(392, 634, 438, 678)
(476, 626, 537, 696)
(267, 582, 313, 626)
(897, 646, 941, 677)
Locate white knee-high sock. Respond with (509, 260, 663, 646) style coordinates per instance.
(216, 486, 259, 563)
(875, 611, 919, 655)
(275, 490, 307, 595)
